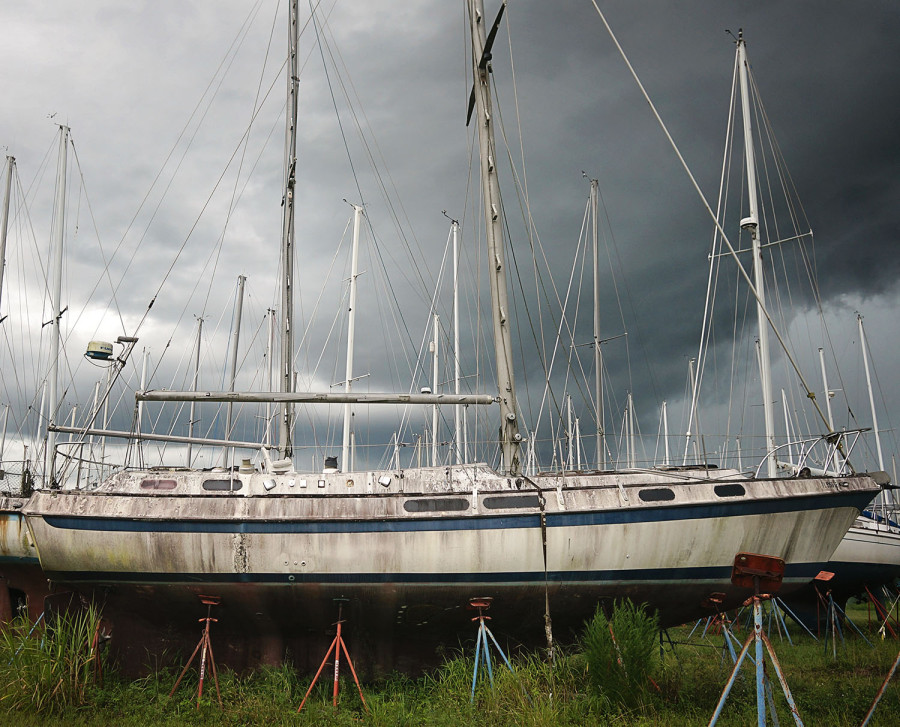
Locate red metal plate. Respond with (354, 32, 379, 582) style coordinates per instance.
(730, 552, 785, 592)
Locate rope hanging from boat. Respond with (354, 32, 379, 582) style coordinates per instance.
(523, 473, 555, 664)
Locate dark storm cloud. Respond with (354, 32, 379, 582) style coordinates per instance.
(1, 1, 897, 470)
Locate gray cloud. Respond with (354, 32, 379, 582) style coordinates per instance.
(1, 1, 896, 476)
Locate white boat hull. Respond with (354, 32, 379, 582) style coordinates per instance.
(18, 465, 879, 672)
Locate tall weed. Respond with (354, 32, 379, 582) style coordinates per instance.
(0, 603, 102, 713)
(583, 599, 660, 708)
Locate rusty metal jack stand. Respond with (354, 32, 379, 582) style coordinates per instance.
(860, 647, 900, 726)
(169, 595, 222, 710)
(708, 553, 804, 727)
(297, 598, 368, 713)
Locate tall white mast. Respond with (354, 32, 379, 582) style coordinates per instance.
(626, 392, 635, 469)
(224, 274, 246, 461)
(0, 156, 14, 316)
(0, 405, 8, 468)
(467, 0, 521, 474)
(858, 314, 884, 471)
(431, 313, 440, 466)
(818, 347, 835, 431)
(46, 126, 69, 486)
(100, 367, 110, 477)
(737, 32, 777, 477)
(265, 308, 275, 446)
(661, 400, 670, 466)
(452, 220, 463, 464)
(137, 347, 148, 466)
(341, 204, 363, 472)
(590, 178, 605, 469)
(187, 316, 203, 466)
(278, 0, 300, 460)
(781, 388, 794, 464)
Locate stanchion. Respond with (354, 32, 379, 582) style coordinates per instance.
(297, 598, 367, 713)
(169, 595, 222, 710)
(708, 553, 804, 727)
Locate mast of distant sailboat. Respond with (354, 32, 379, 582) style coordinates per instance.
(46, 126, 69, 486)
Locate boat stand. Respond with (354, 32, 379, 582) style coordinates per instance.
(816, 586, 874, 658)
(169, 595, 222, 710)
(773, 597, 818, 641)
(860, 646, 900, 726)
(297, 598, 367, 713)
(865, 584, 899, 639)
(708, 553, 804, 727)
(467, 597, 517, 702)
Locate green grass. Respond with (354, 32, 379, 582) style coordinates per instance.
(2, 602, 899, 725)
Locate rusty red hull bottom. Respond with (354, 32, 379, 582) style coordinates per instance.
(46, 576, 816, 677)
(0, 562, 49, 624)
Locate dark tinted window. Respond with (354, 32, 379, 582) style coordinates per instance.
(140, 479, 177, 490)
(483, 495, 541, 509)
(638, 488, 675, 502)
(714, 484, 746, 498)
(403, 498, 468, 513)
(202, 479, 243, 492)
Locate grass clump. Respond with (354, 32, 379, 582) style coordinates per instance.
(0, 603, 102, 714)
(583, 599, 660, 709)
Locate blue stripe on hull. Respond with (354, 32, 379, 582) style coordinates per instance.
(41, 490, 871, 535)
(0, 556, 41, 565)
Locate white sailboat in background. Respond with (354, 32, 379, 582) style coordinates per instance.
(686, 30, 899, 622)
(2, 4, 886, 674)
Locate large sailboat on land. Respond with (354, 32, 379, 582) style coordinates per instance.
(12, 3, 885, 672)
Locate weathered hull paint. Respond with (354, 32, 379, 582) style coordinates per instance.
(0, 502, 48, 623)
(21, 465, 880, 673)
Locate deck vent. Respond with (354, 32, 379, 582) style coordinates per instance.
(403, 498, 469, 513)
(714, 484, 746, 498)
(638, 487, 675, 502)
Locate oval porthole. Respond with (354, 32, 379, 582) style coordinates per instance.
(714, 484, 746, 498)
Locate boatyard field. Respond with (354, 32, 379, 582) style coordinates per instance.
(2, 601, 898, 726)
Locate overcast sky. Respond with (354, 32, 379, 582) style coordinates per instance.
(0, 1, 897, 476)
